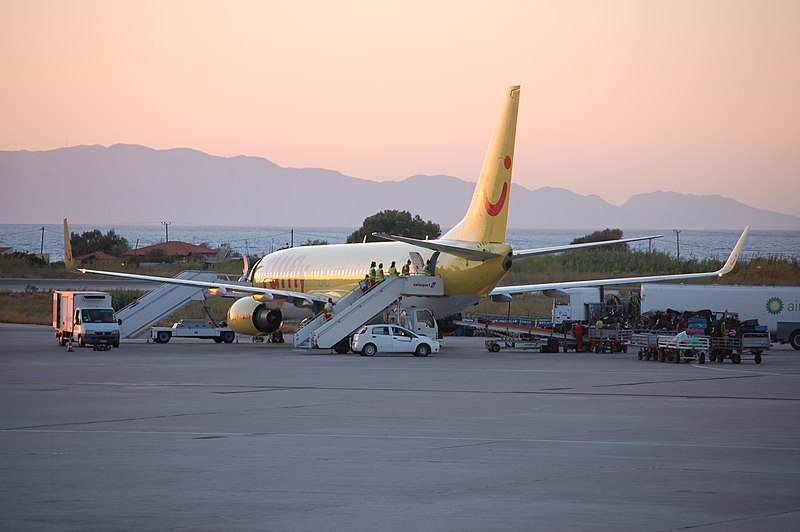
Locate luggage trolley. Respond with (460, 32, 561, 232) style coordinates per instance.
(587, 327, 632, 353)
(631, 330, 663, 361)
(656, 333, 710, 364)
(709, 333, 770, 364)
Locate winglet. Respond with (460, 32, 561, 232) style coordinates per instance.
(716, 225, 750, 276)
(63, 217, 75, 270)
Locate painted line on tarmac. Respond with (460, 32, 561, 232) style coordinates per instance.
(3, 428, 800, 452)
(692, 364, 799, 377)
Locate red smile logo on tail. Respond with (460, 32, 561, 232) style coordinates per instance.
(483, 155, 512, 217)
(484, 182, 508, 217)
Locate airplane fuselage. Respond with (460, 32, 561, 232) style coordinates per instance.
(251, 240, 512, 318)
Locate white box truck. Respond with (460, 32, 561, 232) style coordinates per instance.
(53, 291, 121, 348)
(640, 284, 800, 349)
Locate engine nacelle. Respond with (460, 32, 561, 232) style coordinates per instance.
(227, 297, 283, 336)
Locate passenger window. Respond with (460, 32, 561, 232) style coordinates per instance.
(392, 327, 415, 338)
(372, 326, 389, 335)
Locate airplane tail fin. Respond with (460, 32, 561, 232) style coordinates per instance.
(443, 85, 520, 244)
(63, 218, 75, 269)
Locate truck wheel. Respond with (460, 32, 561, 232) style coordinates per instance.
(414, 343, 431, 357)
(157, 331, 171, 344)
(790, 331, 800, 351)
(77, 335, 85, 348)
(699, 352, 705, 364)
(732, 353, 741, 364)
(754, 353, 762, 364)
(213, 337, 223, 343)
(222, 331, 235, 344)
(113, 341, 120, 348)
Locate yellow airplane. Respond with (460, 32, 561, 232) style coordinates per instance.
(70, 86, 750, 338)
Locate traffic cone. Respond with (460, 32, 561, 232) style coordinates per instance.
(66, 335, 74, 352)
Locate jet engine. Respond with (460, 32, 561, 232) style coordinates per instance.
(227, 297, 283, 336)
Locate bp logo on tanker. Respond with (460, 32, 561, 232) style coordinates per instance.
(766, 297, 783, 315)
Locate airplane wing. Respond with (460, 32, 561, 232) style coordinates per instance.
(490, 226, 750, 297)
(372, 233, 502, 261)
(375, 233, 662, 261)
(78, 267, 326, 307)
(512, 234, 663, 259)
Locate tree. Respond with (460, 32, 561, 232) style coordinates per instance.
(570, 228, 629, 252)
(346, 210, 441, 244)
(301, 239, 329, 246)
(70, 229, 130, 257)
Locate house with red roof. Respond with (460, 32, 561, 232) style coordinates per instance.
(74, 251, 120, 263)
(124, 241, 217, 260)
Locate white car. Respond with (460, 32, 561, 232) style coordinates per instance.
(352, 324, 440, 357)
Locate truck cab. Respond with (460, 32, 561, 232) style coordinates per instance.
(384, 306, 440, 340)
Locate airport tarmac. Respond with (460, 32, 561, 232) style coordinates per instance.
(1, 323, 798, 531)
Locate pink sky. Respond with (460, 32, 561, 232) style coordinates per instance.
(2, 0, 799, 217)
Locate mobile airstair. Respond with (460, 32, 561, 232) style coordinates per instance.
(294, 276, 444, 350)
(116, 270, 220, 339)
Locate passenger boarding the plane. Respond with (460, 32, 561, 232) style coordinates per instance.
(401, 260, 411, 276)
(323, 298, 335, 321)
(368, 261, 377, 287)
(422, 260, 432, 276)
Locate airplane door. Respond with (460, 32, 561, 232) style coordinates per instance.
(409, 252, 424, 275)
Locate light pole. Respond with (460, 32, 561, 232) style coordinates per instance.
(161, 221, 171, 242)
(673, 229, 681, 260)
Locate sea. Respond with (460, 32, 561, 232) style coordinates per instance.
(1, 224, 798, 263)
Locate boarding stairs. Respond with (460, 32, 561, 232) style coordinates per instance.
(294, 275, 444, 350)
(116, 270, 219, 339)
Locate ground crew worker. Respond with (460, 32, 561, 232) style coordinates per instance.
(388, 261, 399, 277)
(324, 298, 335, 321)
(368, 261, 377, 287)
(376, 263, 385, 283)
(401, 259, 411, 276)
(422, 259, 432, 276)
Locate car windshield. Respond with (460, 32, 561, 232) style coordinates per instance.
(81, 309, 115, 323)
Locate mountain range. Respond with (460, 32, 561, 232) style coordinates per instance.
(2, 144, 798, 230)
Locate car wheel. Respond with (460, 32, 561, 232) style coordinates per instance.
(77, 335, 85, 348)
(223, 331, 235, 344)
(414, 343, 431, 357)
(213, 336, 223, 343)
(361, 343, 377, 357)
(157, 331, 171, 344)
